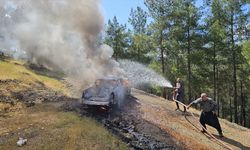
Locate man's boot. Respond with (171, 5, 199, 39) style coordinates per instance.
(219, 132, 224, 137)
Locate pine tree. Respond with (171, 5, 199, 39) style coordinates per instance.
(223, 0, 249, 123)
(128, 6, 148, 62)
(104, 16, 129, 60)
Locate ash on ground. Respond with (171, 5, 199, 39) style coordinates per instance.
(61, 96, 178, 150)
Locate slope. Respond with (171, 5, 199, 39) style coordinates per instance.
(129, 89, 250, 150)
(0, 56, 127, 150)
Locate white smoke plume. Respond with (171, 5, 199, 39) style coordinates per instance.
(0, 0, 121, 91)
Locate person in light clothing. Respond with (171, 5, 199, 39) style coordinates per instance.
(187, 93, 223, 137)
(174, 78, 186, 112)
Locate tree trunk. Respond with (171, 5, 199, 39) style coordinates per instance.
(230, 98, 232, 122)
(160, 30, 165, 73)
(159, 29, 166, 98)
(248, 111, 250, 128)
(217, 96, 220, 117)
(216, 68, 219, 116)
(213, 43, 220, 115)
(240, 81, 246, 127)
(221, 98, 225, 118)
(243, 94, 246, 127)
(240, 80, 243, 125)
(137, 34, 141, 61)
(187, 9, 192, 102)
(230, 8, 238, 123)
(115, 38, 118, 60)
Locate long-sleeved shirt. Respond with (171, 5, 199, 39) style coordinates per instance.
(175, 81, 184, 94)
(190, 97, 217, 112)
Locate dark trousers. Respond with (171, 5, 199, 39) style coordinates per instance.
(175, 93, 186, 111)
(200, 111, 222, 133)
(175, 102, 186, 111)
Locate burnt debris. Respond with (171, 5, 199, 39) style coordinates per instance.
(103, 116, 175, 150)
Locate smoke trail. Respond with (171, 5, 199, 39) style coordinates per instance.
(0, 0, 121, 90)
(0, 0, 172, 96)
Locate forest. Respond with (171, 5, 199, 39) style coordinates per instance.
(103, 0, 250, 127)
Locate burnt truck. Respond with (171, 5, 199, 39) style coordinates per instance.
(80, 77, 130, 109)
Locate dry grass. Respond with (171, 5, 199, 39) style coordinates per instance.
(0, 59, 69, 95)
(132, 89, 250, 150)
(0, 58, 127, 150)
(0, 104, 127, 150)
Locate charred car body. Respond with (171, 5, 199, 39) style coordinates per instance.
(81, 77, 130, 109)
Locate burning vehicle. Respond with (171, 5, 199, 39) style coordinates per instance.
(80, 77, 130, 109)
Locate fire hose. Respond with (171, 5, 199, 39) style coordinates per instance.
(133, 88, 233, 149)
(172, 95, 233, 150)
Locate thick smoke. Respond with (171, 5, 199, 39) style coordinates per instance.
(0, 0, 121, 91)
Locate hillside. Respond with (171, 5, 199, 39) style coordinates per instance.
(127, 89, 250, 150)
(0, 56, 249, 150)
(0, 57, 127, 150)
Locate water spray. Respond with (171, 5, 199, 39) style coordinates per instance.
(118, 59, 172, 88)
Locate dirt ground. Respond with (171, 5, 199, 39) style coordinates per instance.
(1, 88, 249, 150)
(0, 100, 127, 150)
(130, 89, 250, 150)
(72, 88, 250, 150)
(0, 58, 249, 150)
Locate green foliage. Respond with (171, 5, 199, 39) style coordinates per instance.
(129, 7, 147, 34)
(104, 16, 129, 59)
(103, 0, 250, 127)
(128, 7, 150, 62)
(148, 61, 161, 74)
(243, 40, 250, 65)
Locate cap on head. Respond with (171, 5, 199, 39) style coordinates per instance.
(201, 93, 207, 98)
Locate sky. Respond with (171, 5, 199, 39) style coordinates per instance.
(101, 0, 249, 29)
(101, 0, 146, 27)
(101, 0, 204, 27)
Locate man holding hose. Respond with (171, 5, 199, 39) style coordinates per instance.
(187, 93, 223, 137)
(173, 78, 186, 112)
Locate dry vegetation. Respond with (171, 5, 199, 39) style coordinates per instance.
(1, 56, 249, 150)
(0, 57, 127, 150)
(0, 103, 127, 150)
(0, 58, 68, 95)
(131, 89, 250, 150)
